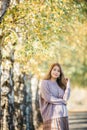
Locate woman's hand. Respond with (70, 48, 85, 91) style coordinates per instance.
(59, 96, 67, 105)
(62, 77, 70, 86)
(63, 78, 70, 87)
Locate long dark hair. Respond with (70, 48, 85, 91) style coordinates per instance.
(44, 63, 67, 90)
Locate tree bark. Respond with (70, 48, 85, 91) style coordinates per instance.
(7, 49, 15, 130)
(23, 73, 35, 130)
(0, 0, 10, 22)
(0, 42, 2, 129)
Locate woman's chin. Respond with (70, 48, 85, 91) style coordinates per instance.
(53, 76, 58, 79)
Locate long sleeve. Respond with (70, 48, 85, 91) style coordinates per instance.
(40, 80, 66, 105)
(63, 79, 71, 101)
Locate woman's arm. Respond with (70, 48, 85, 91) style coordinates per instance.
(40, 80, 66, 105)
(63, 79, 71, 101)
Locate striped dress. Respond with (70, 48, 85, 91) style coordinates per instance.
(39, 79, 70, 130)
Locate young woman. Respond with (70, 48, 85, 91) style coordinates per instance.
(39, 63, 71, 130)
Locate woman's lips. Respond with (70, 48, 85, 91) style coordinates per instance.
(54, 74, 58, 76)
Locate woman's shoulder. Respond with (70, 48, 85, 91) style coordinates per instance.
(40, 80, 49, 90)
(41, 79, 48, 84)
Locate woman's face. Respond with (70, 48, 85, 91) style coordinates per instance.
(51, 65, 60, 79)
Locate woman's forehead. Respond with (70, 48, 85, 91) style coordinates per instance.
(53, 65, 60, 70)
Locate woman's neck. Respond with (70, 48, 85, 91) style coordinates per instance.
(50, 78, 57, 82)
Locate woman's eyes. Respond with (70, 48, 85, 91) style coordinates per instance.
(53, 69, 60, 72)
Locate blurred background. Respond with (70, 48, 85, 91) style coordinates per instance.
(0, 0, 87, 130)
